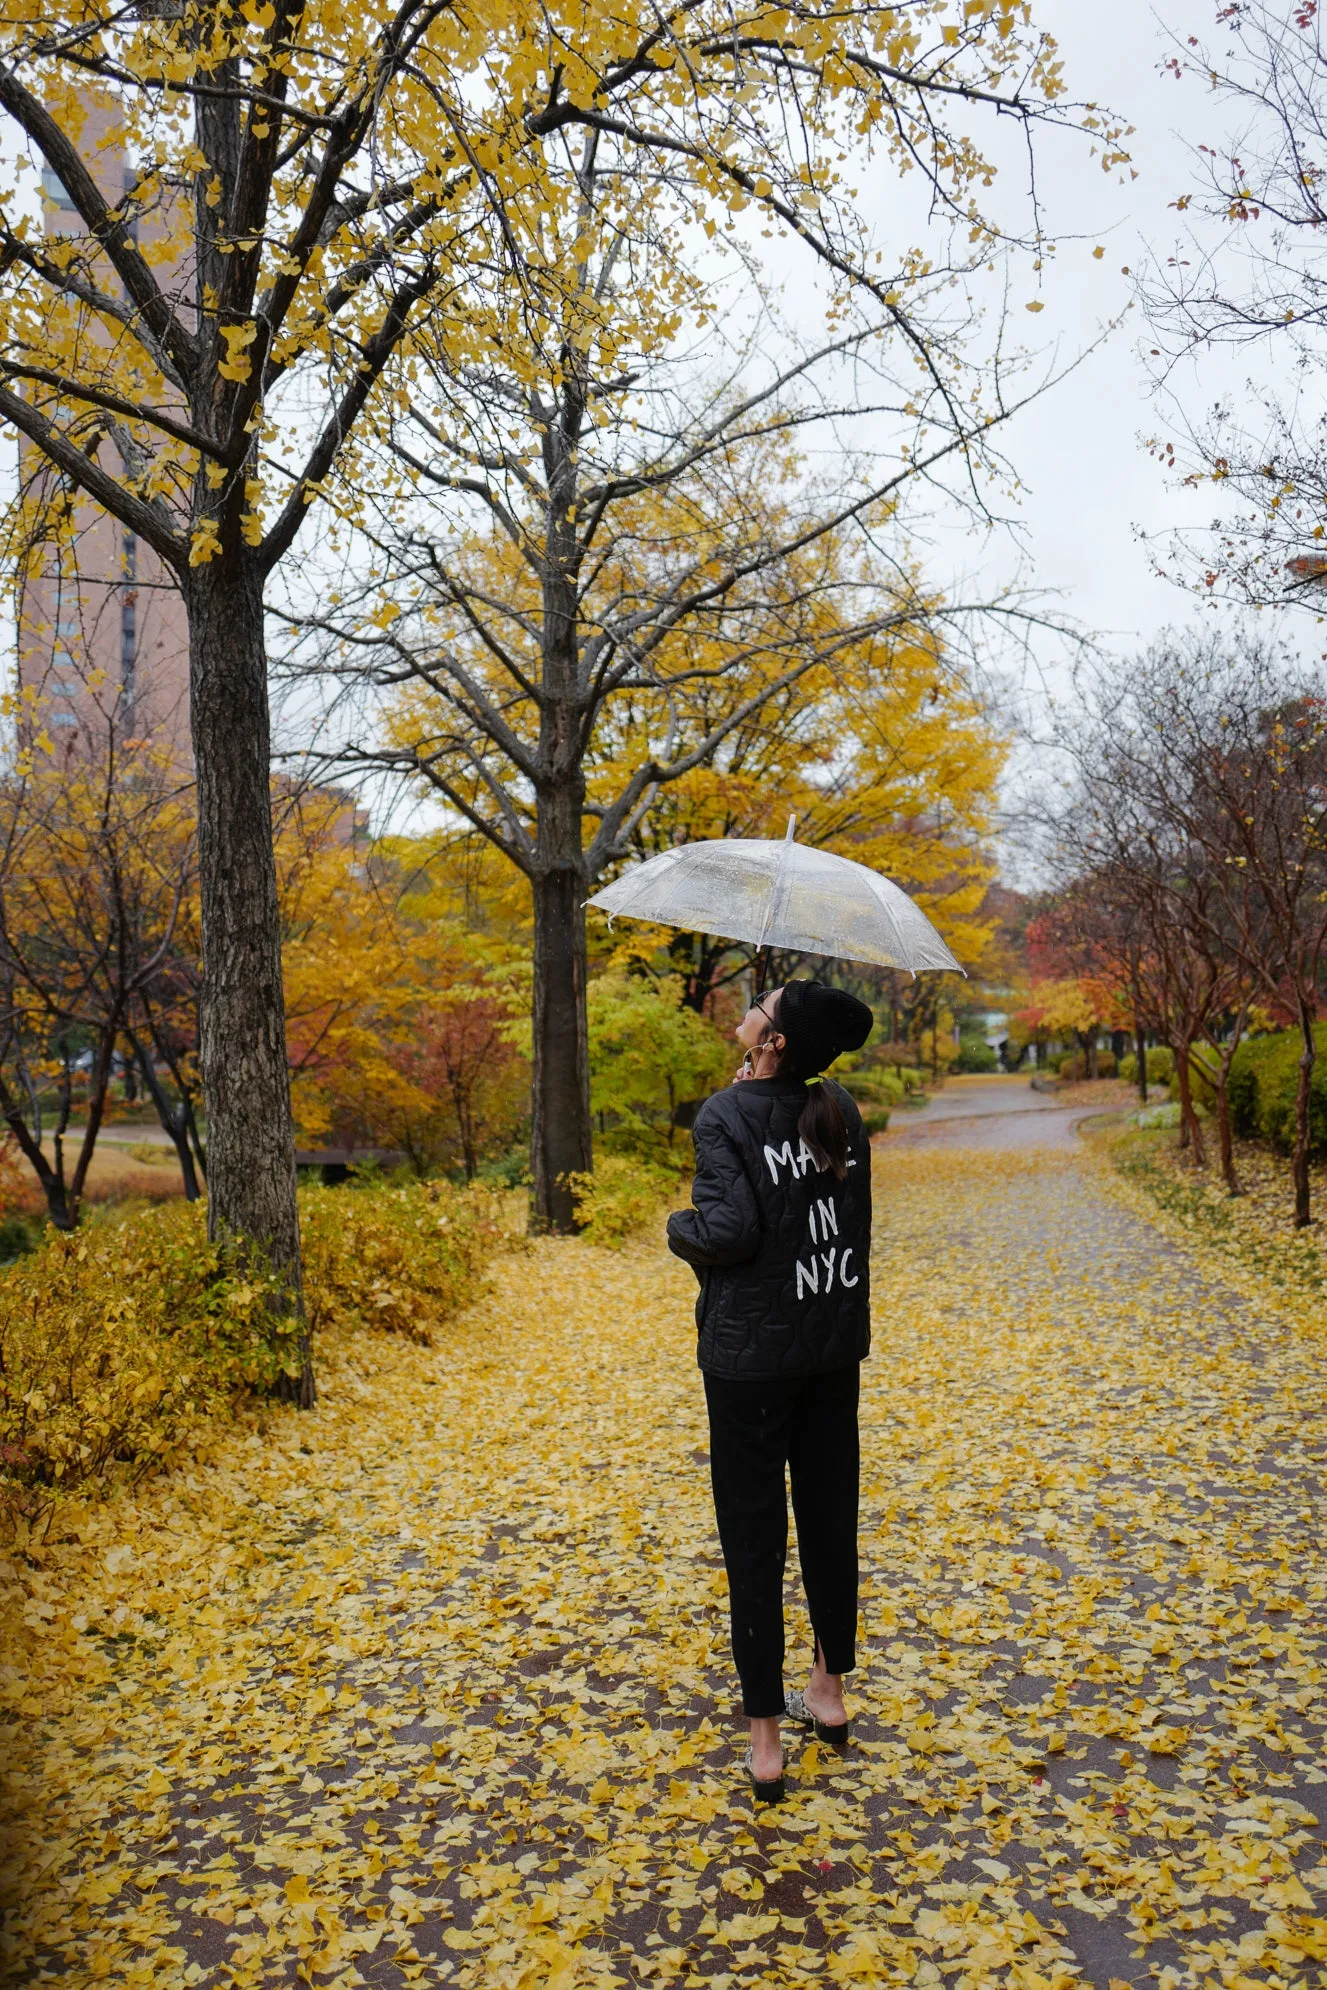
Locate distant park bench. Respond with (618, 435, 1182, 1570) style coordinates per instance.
(294, 1147, 407, 1184)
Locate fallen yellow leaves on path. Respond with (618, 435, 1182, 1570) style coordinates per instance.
(3, 1143, 1327, 1987)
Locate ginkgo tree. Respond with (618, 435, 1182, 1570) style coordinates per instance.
(1012, 974, 1116, 1080)
(309, 434, 1033, 1228)
(284, 0, 1124, 1229)
(0, 0, 1126, 1277)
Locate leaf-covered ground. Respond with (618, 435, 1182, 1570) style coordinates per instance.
(1102, 1124, 1327, 1305)
(4, 1137, 1327, 1988)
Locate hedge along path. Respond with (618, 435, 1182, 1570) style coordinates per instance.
(3, 1141, 1327, 1988)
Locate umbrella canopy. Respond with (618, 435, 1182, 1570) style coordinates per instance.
(588, 819, 963, 975)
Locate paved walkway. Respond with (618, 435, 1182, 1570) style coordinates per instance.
(889, 1075, 1095, 1153)
(894, 1074, 1071, 1124)
(6, 1095, 1327, 1988)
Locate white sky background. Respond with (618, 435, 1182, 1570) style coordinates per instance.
(882, 0, 1317, 688)
(948, 0, 1243, 670)
(522, 0, 1308, 761)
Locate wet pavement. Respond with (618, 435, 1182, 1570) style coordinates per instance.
(885, 1076, 1098, 1152)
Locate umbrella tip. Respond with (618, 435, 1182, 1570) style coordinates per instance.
(785, 814, 796, 841)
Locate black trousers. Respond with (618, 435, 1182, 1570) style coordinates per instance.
(703, 1363, 860, 1719)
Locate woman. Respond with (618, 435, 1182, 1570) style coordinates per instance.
(667, 978, 874, 1803)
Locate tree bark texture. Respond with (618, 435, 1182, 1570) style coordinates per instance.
(527, 362, 594, 1234)
(530, 862, 592, 1232)
(185, 563, 311, 1401)
(132, 1040, 202, 1201)
(1214, 1065, 1240, 1197)
(1293, 1004, 1315, 1229)
(1134, 1020, 1148, 1105)
(1174, 1045, 1206, 1167)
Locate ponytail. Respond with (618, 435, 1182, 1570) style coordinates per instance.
(798, 1080, 851, 1181)
(757, 987, 856, 1178)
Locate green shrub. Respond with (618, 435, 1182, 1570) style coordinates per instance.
(954, 1037, 998, 1073)
(1133, 1101, 1182, 1130)
(860, 1107, 891, 1135)
(0, 1214, 36, 1265)
(588, 974, 729, 1155)
(1227, 1025, 1327, 1156)
(1055, 1049, 1117, 1082)
(841, 1067, 904, 1107)
(0, 1179, 518, 1534)
(472, 1145, 530, 1189)
(566, 1154, 683, 1248)
(1123, 1047, 1175, 1085)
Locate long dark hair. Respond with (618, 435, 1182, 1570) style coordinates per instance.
(797, 1083, 851, 1181)
(760, 993, 852, 1180)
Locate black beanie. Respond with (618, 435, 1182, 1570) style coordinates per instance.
(777, 980, 874, 1078)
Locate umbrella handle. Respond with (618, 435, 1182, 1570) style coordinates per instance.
(754, 945, 770, 996)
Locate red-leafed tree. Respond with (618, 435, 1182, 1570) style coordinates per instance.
(389, 986, 525, 1183)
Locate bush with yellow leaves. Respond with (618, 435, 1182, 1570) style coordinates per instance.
(565, 1154, 685, 1247)
(0, 1179, 518, 1536)
(298, 1179, 514, 1342)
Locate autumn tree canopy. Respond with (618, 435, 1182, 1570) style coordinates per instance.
(0, 0, 1126, 1276)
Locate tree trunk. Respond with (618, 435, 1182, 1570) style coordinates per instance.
(1214, 1057, 1241, 1197)
(1292, 1003, 1315, 1229)
(67, 1024, 119, 1216)
(1134, 1019, 1148, 1104)
(0, 1093, 74, 1228)
(676, 933, 706, 1013)
(1175, 1045, 1206, 1166)
(456, 1082, 478, 1182)
(530, 861, 592, 1231)
(528, 354, 594, 1234)
(132, 1039, 201, 1201)
(184, 1096, 207, 1187)
(184, 562, 311, 1403)
(0, 1051, 67, 1227)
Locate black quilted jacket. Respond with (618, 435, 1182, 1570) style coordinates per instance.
(666, 1075, 872, 1379)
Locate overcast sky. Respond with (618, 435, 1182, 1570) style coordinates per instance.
(928, 0, 1268, 677)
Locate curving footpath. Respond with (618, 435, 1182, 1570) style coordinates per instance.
(3, 1084, 1326, 1988)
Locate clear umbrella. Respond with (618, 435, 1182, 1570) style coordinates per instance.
(588, 818, 963, 975)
